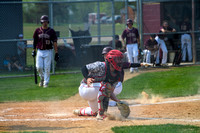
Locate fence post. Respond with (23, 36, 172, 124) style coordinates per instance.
(111, 0, 115, 48)
(49, 0, 55, 74)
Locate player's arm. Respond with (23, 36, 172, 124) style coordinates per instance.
(121, 31, 126, 48)
(81, 66, 94, 85)
(110, 92, 120, 102)
(32, 30, 38, 57)
(123, 62, 141, 69)
(53, 42, 58, 53)
(136, 29, 140, 47)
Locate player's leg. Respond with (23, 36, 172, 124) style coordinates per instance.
(43, 50, 52, 88)
(155, 36, 161, 65)
(109, 82, 122, 106)
(36, 49, 44, 86)
(76, 101, 98, 116)
(126, 44, 134, 73)
(146, 50, 151, 63)
(132, 43, 139, 72)
(97, 82, 112, 120)
(160, 40, 168, 65)
(181, 34, 186, 61)
(143, 49, 147, 63)
(74, 82, 100, 116)
(186, 34, 192, 61)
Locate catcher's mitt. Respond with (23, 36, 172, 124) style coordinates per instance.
(117, 101, 130, 118)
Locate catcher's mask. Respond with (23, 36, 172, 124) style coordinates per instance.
(106, 50, 123, 71)
(40, 15, 49, 24)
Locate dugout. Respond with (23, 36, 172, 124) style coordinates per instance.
(0, 0, 23, 69)
(138, 0, 200, 62)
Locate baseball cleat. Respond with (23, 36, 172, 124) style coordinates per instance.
(130, 68, 134, 73)
(43, 84, 48, 88)
(73, 109, 81, 115)
(96, 113, 107, 120)
(39, 80, 44, 87)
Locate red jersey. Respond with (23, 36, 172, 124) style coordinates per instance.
(33, 27, 57, 50)
(121, 27, 139, 44)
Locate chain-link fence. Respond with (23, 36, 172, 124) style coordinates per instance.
(1, 0, 199, 78)
(0, 0, 137, 77)
(140, 0, 200, 64)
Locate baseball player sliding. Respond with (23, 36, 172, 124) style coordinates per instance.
(73, 49, 143, 120)
(32, 15, 59, 88)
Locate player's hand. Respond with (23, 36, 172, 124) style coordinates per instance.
(54, 53, 59, 62)
(87, 78, 95, 86)
(32, 50, 36, 57)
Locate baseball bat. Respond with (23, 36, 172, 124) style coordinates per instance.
(33, 55, 38, 84)
(141, 63, 153, 67)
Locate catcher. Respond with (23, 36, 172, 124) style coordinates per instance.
(73, 50, 142, 120)
(143, 34, 159, 64)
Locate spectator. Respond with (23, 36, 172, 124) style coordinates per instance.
(155, 21, 176, 66)
(143, 34, 159, 64)
(180, 17, 192, 62)
(3, 55, 12, 71)
(108, 35, 122, 50)
(11, 56, 23, 72)
(17, 34, 27, 67)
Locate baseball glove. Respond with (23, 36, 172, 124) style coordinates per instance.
(117, 101, 130, 118)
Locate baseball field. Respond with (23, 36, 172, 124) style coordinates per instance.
(0, 65, 200, 133)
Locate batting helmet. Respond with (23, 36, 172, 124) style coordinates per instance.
(40, 15, 49, 23)
(106, 50, 124, 71)
(126, 19, 133, 25)
(102, 47, 113, 55)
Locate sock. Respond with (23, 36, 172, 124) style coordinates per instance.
(80, 107, 97, 116)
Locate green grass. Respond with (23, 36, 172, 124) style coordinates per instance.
(112, 124, 200, 133)
(118, 66, 200, 99)
(1, 66, 200, 102)
(0, 73, 82, 102)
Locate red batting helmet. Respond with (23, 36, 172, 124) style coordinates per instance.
(106, 50, 124, 71)
(102, 47, 113, 55)
(40, 15, 49, 23)
(126, 19, 133, 25)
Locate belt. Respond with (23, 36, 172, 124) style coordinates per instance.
(38, 49, 52, 50)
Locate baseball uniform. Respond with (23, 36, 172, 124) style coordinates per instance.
(33, 27, 57, 86)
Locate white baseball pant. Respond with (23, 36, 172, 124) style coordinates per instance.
(126, 43, 139, 71)
(181, 34, 192, 61)
(36, 49, 52, 86)
(78, 81, 123, 115)
(155, 36, 168, 64)
(143, 49, 151, 63)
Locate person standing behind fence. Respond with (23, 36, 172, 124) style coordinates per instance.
(17, 34, 27, 68)
(180, 17, 192, 62)
(155, 21, 176, 66)
(32, 15, 59, 88)
(121, 19, 140, 73)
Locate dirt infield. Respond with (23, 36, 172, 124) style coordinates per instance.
(0, 68, 200, 133)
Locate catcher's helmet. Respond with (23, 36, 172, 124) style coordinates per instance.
(126, 19, 133, 25)
(102, 47, 113, 55)
(106, 50, 124, 71)
(40, 15, 49, 23)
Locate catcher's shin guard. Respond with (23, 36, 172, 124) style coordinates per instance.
(97, 82, 112, 118)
